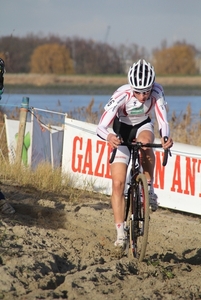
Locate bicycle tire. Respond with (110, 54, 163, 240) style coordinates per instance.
(129, 173, 149, 262)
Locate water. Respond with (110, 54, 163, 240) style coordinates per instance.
(1, 94, 107, 113)
(1, 93, 200, 122)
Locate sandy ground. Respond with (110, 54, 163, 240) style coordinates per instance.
(0, 182, 201, 300)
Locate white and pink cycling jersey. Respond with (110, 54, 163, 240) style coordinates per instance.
(96, 82, 169, 141)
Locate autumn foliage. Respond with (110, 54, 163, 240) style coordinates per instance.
(30, 43, 74, 74)
(153, 44, 197, 75)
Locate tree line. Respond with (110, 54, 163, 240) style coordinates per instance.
(0, 34, 199, 75)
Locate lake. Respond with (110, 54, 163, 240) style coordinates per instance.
(1, 93, 200, 123)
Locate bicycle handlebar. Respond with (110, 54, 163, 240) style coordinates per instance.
(109, 136, 171, 166)
(162, 136, 171, 167)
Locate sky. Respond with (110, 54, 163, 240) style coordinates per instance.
(1, 0, 201, 52)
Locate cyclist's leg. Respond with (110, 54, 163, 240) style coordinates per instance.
(111, 162, 127, 223)
(136, 123, 155, 182)
(136, 124, 158, 211)
(138, 137, 155, 182)
(110, 145, 130, 246)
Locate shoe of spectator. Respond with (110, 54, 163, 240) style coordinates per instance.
(0, 191, 15, 214)
(0, 200, 15, 214)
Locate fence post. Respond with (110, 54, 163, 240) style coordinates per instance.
(15, 97, 29, 165)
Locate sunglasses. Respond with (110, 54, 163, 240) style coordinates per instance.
(134, 89, 151, 95)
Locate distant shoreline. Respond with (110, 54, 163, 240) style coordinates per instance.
(4, 73, 201, 96)
(5, 84, 201, 96)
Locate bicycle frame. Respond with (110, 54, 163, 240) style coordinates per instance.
(125, 143, 142, 221)
(124, 143, 150, 261)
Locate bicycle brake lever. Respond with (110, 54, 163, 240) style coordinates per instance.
(116, 134, 124, 144)
(163, 136, 168, 143)
(164, 136, 172, 156)
(109, 134, 122, 164)
(162, 136, 170, 166)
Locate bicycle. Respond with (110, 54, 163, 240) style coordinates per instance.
(109, 136, 171, 262)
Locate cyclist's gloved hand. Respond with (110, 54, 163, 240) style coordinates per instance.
(107, 133, 122, 148)
(161, 136, 173, 150)
(116, 134, 124, 143)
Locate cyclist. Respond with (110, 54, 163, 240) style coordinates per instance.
(0, 58, 15, 214)
(96, 59, 173, 248)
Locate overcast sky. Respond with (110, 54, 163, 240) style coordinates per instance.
(1, 0, 200, 52)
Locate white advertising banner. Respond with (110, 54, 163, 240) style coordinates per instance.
(154, 143, 201, 214)
(62, 116, 201, 215)
(62, 117, 113, 194)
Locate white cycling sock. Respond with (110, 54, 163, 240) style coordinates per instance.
(115, 222, 125, 239)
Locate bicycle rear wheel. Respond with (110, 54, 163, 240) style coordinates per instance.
(129, 173, 149, 262)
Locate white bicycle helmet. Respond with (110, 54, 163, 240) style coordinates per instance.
(128, 59, 155, 91)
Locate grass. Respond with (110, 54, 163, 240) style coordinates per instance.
(151, 103, 201, 146)
(0, 158, 109, 203)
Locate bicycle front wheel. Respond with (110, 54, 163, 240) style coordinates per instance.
(130, 173, 149, 262)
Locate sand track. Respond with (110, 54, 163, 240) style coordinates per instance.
(0, 183, 201, 299)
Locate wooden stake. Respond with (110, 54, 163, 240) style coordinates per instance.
(15, 97, 29, 165)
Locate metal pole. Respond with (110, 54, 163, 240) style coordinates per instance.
(15, 97, 29, 165)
